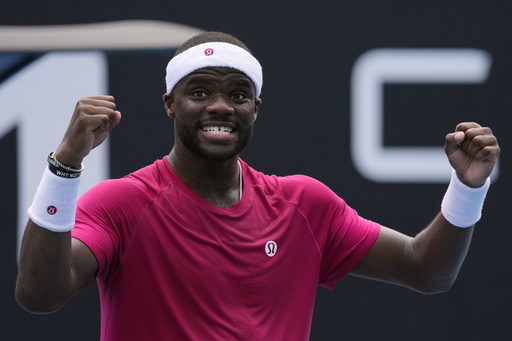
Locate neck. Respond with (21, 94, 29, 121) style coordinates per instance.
(167, 149, 242, 208)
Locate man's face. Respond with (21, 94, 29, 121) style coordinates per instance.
(165, 67, 260, 161)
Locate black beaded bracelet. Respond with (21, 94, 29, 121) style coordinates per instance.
(47, 152, 84, 178)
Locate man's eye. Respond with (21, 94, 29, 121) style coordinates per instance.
(232, 93, 247, 100)
(192, 91, 207, 97)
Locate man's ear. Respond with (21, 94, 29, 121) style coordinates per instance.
(163, 93, 175, 118)
(253, 97, 262, 122)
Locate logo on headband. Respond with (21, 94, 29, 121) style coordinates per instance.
(204, 48, 214, 56)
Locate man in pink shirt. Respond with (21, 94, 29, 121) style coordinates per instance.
(16, 32, 500, 340)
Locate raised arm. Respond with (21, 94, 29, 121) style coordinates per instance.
(15, 96, 121, 313)
(351, 122, 500, 293)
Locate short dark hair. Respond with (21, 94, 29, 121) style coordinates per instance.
(174, 31, 252, 56)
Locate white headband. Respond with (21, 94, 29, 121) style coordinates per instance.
(165, 42, 263, 97)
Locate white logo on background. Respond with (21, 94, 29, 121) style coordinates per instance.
(0, 52, 109, 258)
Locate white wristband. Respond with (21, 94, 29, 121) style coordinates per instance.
(441, 169, 491, 228)
(27, 166, 80, 232)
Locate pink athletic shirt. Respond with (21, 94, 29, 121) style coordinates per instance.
(72, 157, 380, 340)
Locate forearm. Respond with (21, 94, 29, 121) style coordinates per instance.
(15, 220, 75, 313)
(411, 212, 474, 293)
(16, 154, 84, 313)
(411, 164, 492, 292)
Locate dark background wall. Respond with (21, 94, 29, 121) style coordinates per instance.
(1, 1, 511, 340)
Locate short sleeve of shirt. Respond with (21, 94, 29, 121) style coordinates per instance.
(319, 203, 380, 290)
(72, 178, 150, 279)
(280, 175, 380, 290)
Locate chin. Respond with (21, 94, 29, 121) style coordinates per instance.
(200, 148, 241, 161)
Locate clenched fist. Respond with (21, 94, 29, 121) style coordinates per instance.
(54, 96, 122, 168)
(445, 122, 500, 188)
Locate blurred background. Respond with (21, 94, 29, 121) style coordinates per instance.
(1, 1, 510, 340)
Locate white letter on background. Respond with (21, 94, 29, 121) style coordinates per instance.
(351, 49, 494, 183)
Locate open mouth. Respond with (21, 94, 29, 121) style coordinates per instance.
(202, 126, 234, 136)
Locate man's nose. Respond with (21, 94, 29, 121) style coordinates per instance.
(206, 95, 235, 115)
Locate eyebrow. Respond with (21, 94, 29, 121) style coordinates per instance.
(231, 78, 253, 89)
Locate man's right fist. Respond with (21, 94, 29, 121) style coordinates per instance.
(54, 95, 121, 168)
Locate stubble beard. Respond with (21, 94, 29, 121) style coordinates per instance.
(175, 119, 254, 160)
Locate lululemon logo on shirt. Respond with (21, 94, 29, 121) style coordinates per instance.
(47, 206, 57, 215)
(204, 48, 214, 56)
(265, 241, 277, 257)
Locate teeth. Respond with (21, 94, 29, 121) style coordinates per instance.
(202, 126, 233, 135)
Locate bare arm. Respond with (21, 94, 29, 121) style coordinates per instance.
(352, 217, 473, 294)
(16, 224, 98, 313)
(15, 95, 121, 313)
(351, 122, 500, 293)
